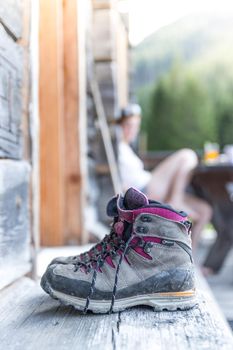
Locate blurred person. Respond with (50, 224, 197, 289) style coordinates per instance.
(117, 104, 212, 250)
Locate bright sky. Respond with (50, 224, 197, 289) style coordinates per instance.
(118, 0, 233, 45)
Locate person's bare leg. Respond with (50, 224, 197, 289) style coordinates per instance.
(146, 149, 198, 207)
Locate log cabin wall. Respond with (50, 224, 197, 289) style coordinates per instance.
(0, 0, 32, 289)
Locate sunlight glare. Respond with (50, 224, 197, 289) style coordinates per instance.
(128, 0, 233, 45)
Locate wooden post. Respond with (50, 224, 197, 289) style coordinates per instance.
(39, 0, 87, 245)
(63, 0, 87, 244)
(39, 0, 65, 246)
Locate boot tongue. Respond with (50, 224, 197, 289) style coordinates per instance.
(107, 188, 149, 241)
(123, 187, 149, 210)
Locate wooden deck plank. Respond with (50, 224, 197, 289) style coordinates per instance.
(0, 275, 232, 350)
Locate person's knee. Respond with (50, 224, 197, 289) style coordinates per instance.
(181, 148, 198, 165)
(176, 148, 198, 169)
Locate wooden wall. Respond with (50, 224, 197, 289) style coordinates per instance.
(0, 0, 32, 289)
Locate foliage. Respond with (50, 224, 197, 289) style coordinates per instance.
(138, 64, 217, 151)
(135, 14, 233, 151)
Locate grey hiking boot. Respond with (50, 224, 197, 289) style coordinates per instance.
(41, 187, 196, 314)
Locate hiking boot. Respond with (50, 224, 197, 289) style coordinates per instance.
(41, 187, 196, 314)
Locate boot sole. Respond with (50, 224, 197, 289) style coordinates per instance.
(41, 277, 197, 313)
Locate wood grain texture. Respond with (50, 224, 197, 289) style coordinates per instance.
(63, 0, 87, 244)
(0, 23, 23, 159)
(39, 0, 88, 246)
(0, 274, 232, 350)
(0, 161, 31, 290)
(39, 0, 65, 246)
(0, 0, 23, 39)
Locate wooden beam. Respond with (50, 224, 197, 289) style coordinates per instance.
(39, 0, 65, 246)
(63, 0, 87, 244)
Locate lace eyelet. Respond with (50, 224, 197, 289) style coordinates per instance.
(140, 215, 152, 222)
(143, 242, 153, 253)
(136, 226, 149, 234)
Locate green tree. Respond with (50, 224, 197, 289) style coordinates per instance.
(138, 65, 217, 151)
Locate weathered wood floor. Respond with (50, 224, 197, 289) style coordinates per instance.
(206, 249, 233, 321)
(0, 274, 233, 350)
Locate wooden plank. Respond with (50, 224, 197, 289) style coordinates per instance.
(0, 273, 232, 349)
(0, 278, 118, 350)
(0, 23, 23, 159)
(114, 282, 233, 350)
(0, 160, 31, 290)
(39, 0, 65, 246)
(63, 0, 87, 244)
(0, 0, 23, 39)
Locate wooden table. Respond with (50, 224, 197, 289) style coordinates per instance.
(192, 164, 233, 272)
